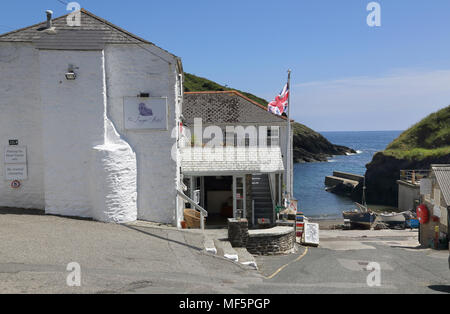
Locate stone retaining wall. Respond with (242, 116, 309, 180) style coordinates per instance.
(228, 218, 249, 247)
(246, 231, 295, 255)
(228, 218, 295, 255)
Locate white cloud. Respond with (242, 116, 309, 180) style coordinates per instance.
(289, 69, 450, 131)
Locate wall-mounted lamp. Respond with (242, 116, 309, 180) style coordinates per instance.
(65, 64, 77, 80)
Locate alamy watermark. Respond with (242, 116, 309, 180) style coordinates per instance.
(66, 2, 81, 27)
(66, 262, 81, 287)
(367, 2, 381, 27)
(171, 118, 283, 170)
(366, 262, 381, 287)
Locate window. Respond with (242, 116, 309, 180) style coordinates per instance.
(267, 127, 280, 146)
(225, 130, 236, 146)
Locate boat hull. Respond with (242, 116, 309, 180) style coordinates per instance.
(343, 211, 376, 230)
(379, 213, 406, 228)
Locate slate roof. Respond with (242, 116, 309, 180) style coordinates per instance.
(183, 91, 288, 125)
(181, 146, 285, 175)
(0, 9, 180, 62)
(432, 165, 450, 206)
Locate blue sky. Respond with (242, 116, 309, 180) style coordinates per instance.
(1, 0, 450, 131)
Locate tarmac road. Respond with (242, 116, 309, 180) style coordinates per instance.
(0, 209, 263, 294)
(0, 209, 448, 294)
(253, 230, 450, 294)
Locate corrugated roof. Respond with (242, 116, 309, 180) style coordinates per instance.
(432, 165, 450, 206)
(0, 9, 180, 61)
(183, 91, 288, 125)
(181, 146, 285, 175)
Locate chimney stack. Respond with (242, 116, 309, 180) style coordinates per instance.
(46, 10, 53, 29)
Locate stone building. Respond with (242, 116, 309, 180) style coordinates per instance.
(418, 165, 450, 249)
(0, 9, 184, 225)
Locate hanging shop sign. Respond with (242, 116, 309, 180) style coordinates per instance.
(124, 97, 168, 130)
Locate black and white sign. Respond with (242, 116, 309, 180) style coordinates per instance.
(124, 97, 168, 130)
(5, 164, 28, 180)
(4, 146, 28, 181)
(5, 146, 27, 163)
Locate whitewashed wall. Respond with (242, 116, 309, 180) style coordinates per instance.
(0, 43, 45, 209)
(39, 50, 105, 218)
(0, 42, 180, 225)
(104, 44, 180, 225)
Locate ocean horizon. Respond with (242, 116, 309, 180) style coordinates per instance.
(293, 130, 403, 220)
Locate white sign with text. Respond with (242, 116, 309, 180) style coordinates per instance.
(4, 146, 27, 163)
(5, 164, 28, 180)
(4, 146, 28, 181)
(124, 97, 168, 130)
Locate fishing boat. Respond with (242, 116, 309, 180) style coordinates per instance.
(342, 176, 376, 229)
(378, 212, 406, 228)
(343, 203, 377, 230)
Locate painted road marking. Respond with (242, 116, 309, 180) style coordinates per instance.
(264, 247, 309, 280)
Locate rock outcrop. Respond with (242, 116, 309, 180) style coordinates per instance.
(292, 123, 356, 163)
(351, 152, 450, 206)
(352, 105, 450, 206)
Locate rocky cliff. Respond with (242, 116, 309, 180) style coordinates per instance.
(352, 105, 450, 206)
(292, 123, 355, 163)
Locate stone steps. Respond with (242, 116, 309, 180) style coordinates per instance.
(252, 173, 274, 223)
(202, 235, 257, 269)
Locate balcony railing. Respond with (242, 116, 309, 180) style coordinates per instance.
(399, 170, 431, 184)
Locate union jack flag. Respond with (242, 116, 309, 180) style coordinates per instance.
(268, 83, 289, 116)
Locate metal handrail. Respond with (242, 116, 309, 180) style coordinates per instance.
(267, 173, 276, 223)
(177, 190, 208, 230)
(399, 170, 431, 184)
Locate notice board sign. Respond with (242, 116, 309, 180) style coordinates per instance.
(5, 164, 28, 180)
(4, 146, 28, 181)
(420, 178, 432, 195)
(124, 97, 168, 130)
(5, 146, 27, 163)
(304, 222, 320, 246)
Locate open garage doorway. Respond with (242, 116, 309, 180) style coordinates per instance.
(204, 176, 233, 226)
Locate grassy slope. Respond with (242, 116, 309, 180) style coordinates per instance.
(184, 73, 269, 107)
(383, 105, 450, 160)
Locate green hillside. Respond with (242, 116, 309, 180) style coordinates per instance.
(384, 105, 450, 160)
(184, 73, 269, 107)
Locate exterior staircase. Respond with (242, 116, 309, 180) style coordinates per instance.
(251, 174, 274, 224)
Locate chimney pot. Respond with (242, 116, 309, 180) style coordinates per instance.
(46, 10, 53, 29)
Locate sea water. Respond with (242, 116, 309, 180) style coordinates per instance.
(293, 130, 402, 219)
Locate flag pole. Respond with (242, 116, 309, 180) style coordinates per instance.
(286, 69, 295, 239)
(286, 69, 292, 200)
